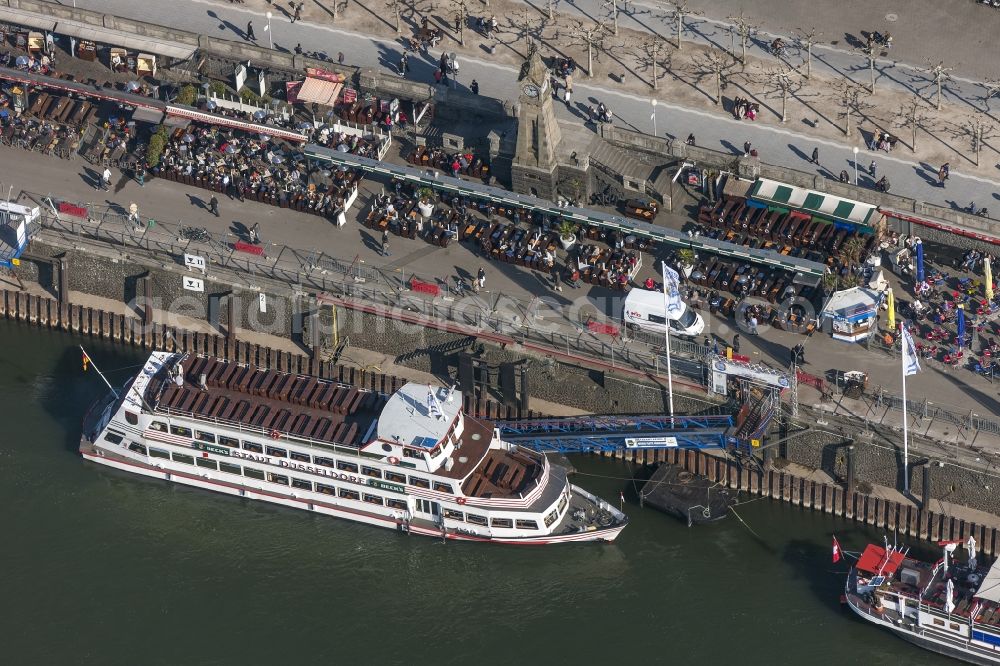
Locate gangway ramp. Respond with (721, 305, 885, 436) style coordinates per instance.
(496, 415, 736, 454)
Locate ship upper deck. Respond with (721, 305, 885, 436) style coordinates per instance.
(145, 354, 387, 449)
(856, 544, 1000, 629)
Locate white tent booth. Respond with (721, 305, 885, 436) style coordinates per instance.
(820, 286, 883, 342)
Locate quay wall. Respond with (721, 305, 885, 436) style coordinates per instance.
(4, 288, 1000, 554)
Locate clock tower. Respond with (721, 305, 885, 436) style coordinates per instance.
(512, 47, 563, 199)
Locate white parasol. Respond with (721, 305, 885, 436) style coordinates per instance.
(945, 578, 956, 615)
(968, 535, 979, 571)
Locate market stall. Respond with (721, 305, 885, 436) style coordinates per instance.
(820, 286, 882, 342)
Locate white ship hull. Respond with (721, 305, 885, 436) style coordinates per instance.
(82, 445, 624, 544)
(80, 352, 627, 545)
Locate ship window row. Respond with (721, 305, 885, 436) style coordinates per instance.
(439, 511, 536, 530)
(150, 449, 409, 503)
(544, 509, 559, 527)
(146, 428, 455, 493)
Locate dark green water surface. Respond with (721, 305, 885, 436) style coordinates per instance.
(0, 320, 950, 665)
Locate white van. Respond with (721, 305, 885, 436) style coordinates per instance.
(622, 287, 705, 337)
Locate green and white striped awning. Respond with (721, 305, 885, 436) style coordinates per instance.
(749, 178, 877, 227)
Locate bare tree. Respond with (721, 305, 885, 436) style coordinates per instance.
(855, 42, 877, 93)
(833, 80, 871, 137)
(663, 1, 702, 50)
(924, 60, 954, 111)
(570, 21, 607, 77)
(727, 12, 758, 65)
(691, 50, 738, 105)
(511, 8, 537, 46)
(450, 0, 470, 46)
(895, 95, 931, 152)
(760, 63, 801, 123)
(966, 114, 998, 167)
(982, 79, 1000, 113)
(604, 0, 620, 35)
(792, 27, 822, 80)
(634, 35, 671, 90)
(386, 0, 403, 33)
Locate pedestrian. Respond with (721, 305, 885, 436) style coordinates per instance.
(246, 20, 256, 41)
(869, 160, 877, 178)
(938, 163, 950, 187)
(292, 2, 303, 22)
(686, 133, 696, 146)
(399, 53, 409, 75)
(209, 195, 220, 217)
(553, 268, 563, 292)
(294, 43, 303, 55)
(702, 336, 710, 350)
(789, 345, 798, 366)
(135, 163, 145, 187)
(477, 266, 486, 289)
(810, 147, 819, 164)
(749, 315, 759, 335)
(338, 51, 345, 64)
(454, 14, 461, 33)
(470, 79, 479, 95)
(563, 87, 571, 107)
(732, 333, 740, 353)
(100, 167, 111, 191)
(743, 140, 751, 157)
(249, 222, 261, 245)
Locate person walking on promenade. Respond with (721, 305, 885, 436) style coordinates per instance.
(209, 195, 220, 217)
(749, 315, 759, 335)
(743, 140, 751, 157)
(477, 266, 486, 289)
(100, 167, 111, 191)
(470, 79, 479, 95)
(292, 2, 303, 22)
(810, 147, 819, 164)
(869, 160, 877, 178)
(246, 21, 256, 41)
(381, 229, 391, 257)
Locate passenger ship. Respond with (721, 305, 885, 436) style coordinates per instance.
(80, 351, 627, 544)
(845, 540, 1000, 664)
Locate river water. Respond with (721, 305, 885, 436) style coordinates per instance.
(0, 319, 950, 665)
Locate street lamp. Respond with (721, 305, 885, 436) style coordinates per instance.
(266, 12, 273, 50)
(852, 146, 859, 185)
(651, 98, 658, 136)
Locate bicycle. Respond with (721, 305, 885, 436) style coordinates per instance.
(179, 226, 210, 243)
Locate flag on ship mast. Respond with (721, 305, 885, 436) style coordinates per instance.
(426, 385, 445, 420)
(832, 536, 842, 563)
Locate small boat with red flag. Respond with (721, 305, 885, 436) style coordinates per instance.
(844, 536, 1000, 664)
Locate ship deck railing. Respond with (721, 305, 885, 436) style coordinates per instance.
(154, 404, 388, 463)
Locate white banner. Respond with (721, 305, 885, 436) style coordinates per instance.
(901, 324, 921, 376)
(661, 263, 682, 313)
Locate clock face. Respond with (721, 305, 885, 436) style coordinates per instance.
(522, 84, 539, 98)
